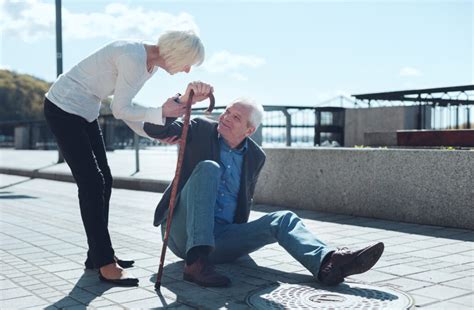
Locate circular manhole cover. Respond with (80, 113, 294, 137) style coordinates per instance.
(246, 282, 414, 309)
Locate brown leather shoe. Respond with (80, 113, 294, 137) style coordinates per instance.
(318, 242, 384, 286)
(183, 258, 231, 287)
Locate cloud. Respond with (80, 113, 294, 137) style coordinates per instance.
(0, 0, 200, 41)
(399, 66, 422, 77)
(229, 73, 249, 81)
(0, 63, 11, 70)
(202, 50, 265, 81)
(203, 51, 266, 74)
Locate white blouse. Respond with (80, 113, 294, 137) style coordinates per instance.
(46, 40, 165, 136)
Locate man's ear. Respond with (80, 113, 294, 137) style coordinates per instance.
(246, 126, 256, 137)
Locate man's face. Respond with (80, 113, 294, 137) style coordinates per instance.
(217, 103, 255, 144)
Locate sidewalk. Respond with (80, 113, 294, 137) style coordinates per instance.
(1, 177, 473, 309)
(1, 150, 473, 309)
(0, 149, 177, 192)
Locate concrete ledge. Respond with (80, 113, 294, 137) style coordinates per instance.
(255, 148, 474, 230)
(364, 132, 398, 146)
(397, 129, 474, 147)
(0, 167, 170, 193)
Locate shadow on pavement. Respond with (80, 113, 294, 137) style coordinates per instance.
(0, 193, 37, 199)
(254, 204, 473, 242)
(46, 270, 112, 309)
(146, 257, 398, 309)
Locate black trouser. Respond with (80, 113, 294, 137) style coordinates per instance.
(44, 98, 115, 268)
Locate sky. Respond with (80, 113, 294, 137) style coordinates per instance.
(1, 0, 473, 109)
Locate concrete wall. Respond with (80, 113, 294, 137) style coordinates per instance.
(344, 106, 431, 147)
(254, 148, 474, 230)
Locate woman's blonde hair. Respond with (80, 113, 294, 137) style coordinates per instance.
(158, 30, 205, 72)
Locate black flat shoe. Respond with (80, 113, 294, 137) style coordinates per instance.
(85, 257, 135, 270)
(98, 272, 139, 287)
(116, 257, 135, 269)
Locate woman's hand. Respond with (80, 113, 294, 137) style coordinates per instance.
(162, 96, 186, 118)
(180, 81, 214, 104)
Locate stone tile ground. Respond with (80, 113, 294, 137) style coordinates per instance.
(1, 174, 472, 309)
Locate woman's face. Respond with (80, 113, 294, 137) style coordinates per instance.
(167, 64, 191, 75)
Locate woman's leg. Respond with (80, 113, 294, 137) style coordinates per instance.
(44, 99, 115, 268)
(84, 119, 114, 268)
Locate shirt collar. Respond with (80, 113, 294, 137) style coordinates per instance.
(219, 135, 248, 154)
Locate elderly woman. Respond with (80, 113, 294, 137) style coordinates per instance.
(43, 30, 212, 286)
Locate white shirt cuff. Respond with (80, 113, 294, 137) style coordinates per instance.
(144, 107, 165, 125)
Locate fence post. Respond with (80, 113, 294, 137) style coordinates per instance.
(282, 108, 291, 146)
(134, 133, 140, 173)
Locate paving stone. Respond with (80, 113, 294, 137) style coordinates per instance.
(23, 304, 51, 310)
(42, 262, 83, 273)
(48, 296, 83, 308)
(411, 293, 440, 306)
(436, 243, 474, 254)
(0, 295, 47, 308)
(375, 264, 426, 276)
(411, 284, 470, 300)
(442, 277, 474, 290)
(450, 293, 474, 307)
(408, 270, 465, 283)
(428, 300, 473, 309)
(122, 296, 178, 308)
(378, 277, 432, 291)
(54, 269, 94, 280)
(0, 287, 31, 300)
(1, 176, 473, 308)
(346, 269, 398, 283)
(103, 288, 158, 304)
(0, 280, 18, 290)
(435, 254, 474, 265)
(87, 298, 118, 308)
(38, 290, 65, 299)
(33, 287, 58, 295)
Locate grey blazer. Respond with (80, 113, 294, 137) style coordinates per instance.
(143, 117, 266, 227)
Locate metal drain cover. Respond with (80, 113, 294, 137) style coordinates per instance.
(246, 282, 414, 309)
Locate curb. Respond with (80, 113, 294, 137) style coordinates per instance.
(0, 167, 170, 193)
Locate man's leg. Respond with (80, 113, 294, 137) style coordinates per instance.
(161, 160, 230, 287)
(163, 160, 220, 257)
(211, 211, 332, 276)
(211, 210, 384, 286)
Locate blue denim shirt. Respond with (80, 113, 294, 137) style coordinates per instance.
(215, 136, 248, 224)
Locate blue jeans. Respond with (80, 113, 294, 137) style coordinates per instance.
(162, 160, 332, 277)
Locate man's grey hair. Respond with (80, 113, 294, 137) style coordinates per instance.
(158, 30, 205, 72)
(229, 98, 264, 128)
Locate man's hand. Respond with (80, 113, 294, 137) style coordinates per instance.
(158, 135, 181, 145)
(180, 81, 214, 104)
(162, 96, 186, 118)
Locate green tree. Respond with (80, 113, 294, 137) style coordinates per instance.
(0, 70, 51, 121)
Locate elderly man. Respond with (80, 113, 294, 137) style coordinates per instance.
(143, 96, 384, 287)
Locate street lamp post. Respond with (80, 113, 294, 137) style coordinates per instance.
(55, 0, 64, 163)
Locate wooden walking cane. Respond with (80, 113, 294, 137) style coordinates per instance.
(155, 90, 215, 290)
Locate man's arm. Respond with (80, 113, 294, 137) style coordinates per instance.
(248, 152, 266, 205)
(122, 119, 153, 138)
(143, 117, 183, 140)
